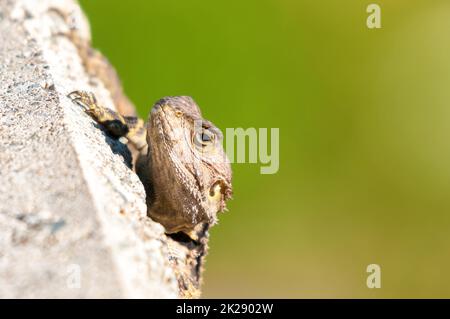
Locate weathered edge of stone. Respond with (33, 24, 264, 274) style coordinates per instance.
(0, 0, 178, 298)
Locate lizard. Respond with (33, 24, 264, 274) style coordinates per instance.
(50, 7, 233, 298)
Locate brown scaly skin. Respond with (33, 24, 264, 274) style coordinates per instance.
(57, 7, 232, 298)
(142, 96, 232, 234)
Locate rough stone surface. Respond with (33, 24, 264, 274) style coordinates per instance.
(0, 0, 178, 298)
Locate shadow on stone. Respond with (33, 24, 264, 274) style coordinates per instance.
(93, 122, 133, 169)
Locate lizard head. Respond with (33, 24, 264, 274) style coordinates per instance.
(146, 96, 232, 234)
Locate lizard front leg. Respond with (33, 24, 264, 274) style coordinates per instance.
(68, 91, 147, 151)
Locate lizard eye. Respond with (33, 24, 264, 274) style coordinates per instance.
(175, 110, 183, 117)
(193, 128, 215, 149)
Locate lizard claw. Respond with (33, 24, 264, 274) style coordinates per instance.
(68, 90, 131, 138)
(68, 90, 97, 110)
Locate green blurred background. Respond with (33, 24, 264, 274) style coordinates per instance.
(79, 0, 450, 298)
